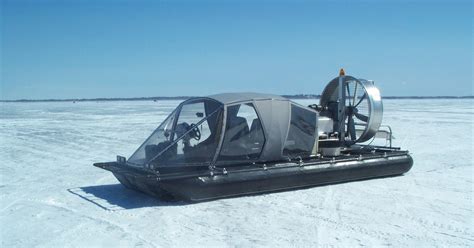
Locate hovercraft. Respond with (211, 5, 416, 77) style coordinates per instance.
(94, 71, 413, 202)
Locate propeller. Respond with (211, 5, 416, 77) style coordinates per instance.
(320, 75, 383, 144)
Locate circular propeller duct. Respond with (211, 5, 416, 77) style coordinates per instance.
(320, 76, 383, 144)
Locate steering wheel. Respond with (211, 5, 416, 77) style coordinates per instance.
(189, 123, 201, 141)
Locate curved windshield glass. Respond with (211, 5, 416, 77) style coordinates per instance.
(128, 109, 177, 165)
(128, 99, 223, 166)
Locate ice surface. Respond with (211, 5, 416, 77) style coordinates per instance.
(1, 99, 472, 247)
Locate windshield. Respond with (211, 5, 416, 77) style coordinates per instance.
(128, 99, 223, 166)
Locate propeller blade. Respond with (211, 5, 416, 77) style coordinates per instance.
(354, 112, 369, 122)
(344, 115, 350, 137)
(348, 115, 356, 141)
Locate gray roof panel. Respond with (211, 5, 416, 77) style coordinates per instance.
(207, 92, 288, 105)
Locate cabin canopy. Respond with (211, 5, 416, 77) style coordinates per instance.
(128, 92, 318, 167)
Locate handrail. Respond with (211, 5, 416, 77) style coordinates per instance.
(378, 124, 393, 148)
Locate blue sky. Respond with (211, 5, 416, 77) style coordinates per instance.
(1, 0, 472, 100)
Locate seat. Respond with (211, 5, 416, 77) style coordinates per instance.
(226, 116, 249, 141)
(247, 118, 264, 158)
(218, 116, 250, 159)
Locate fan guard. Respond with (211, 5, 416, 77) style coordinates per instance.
(320, 76, 383, 144)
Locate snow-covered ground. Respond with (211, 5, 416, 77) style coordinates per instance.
(1, 99, 472, 247)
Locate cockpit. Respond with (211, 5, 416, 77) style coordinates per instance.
(127, 93, 318, 167)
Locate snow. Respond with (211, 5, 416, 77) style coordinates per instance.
(1, 99, 473, 247)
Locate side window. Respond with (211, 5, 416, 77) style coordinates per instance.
(283, 104, 317, 158)
(218, 103, 265, 162)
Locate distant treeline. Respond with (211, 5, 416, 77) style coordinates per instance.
(0, 96, 194, 103)
(1, 95, 473, 103)
(383, 96, 474, 99)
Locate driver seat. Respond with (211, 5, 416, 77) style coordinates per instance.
(227, 116, 249, 141)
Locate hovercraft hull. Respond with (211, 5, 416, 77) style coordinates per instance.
(94, 150, 413, 202)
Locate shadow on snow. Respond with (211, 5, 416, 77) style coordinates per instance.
(67, 184, 185, 210)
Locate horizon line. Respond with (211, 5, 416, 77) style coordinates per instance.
(1, 94, 473, 103)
